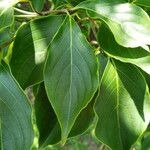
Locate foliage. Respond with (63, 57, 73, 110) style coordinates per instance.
(0, 0, 150, 150)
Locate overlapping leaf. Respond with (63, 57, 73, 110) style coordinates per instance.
(0, 61, 34, 149)
(44, 16, 98, 143)
(94, 59, 150, 150)
(97, 24, 150, 75)
(34, 83, 96, 148)
(10, 15, 66, 89)
(76, 0, 150, 48)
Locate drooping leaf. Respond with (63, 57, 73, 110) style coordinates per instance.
(94, 59, 150, 150)
(76, 1, 150, 48)
(34, 82, 97, 148)
(30, 0, 45, 12)
(44, 16, 98, 143)
(97, 24, 150, 75)
(10, 15, 66, 89)
(0, 60, 34, 149)
(69, 94, 96, 137)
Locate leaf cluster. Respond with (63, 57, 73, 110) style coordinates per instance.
(0, 0, 150, 150)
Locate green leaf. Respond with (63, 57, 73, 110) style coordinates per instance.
(0, 0, 18, 30)
(135, 126, 150, 150)
(141, 132, 150, 150)
(134, 0, 150, 7)
(97, 24, 150, 75)
(0, 60, 34, 149)
(69, 95, 96, 137)
(34, 83, 59, 147)
(0, 50, 2, 62)
(77, 1, 150, 48)
(30, 0, 45, 12)
(94, 59, 150, 150)
(44, 16, 98, 143)
(34, 82, 97, 148)
(10, 15, 66, 89)
(0, 28, 13, 46)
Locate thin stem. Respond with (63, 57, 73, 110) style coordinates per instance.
(37, 9, 67, 15)
(14, 7, 37, 15)
(14, 14, 38, 18)
(37, 8, 77, 15)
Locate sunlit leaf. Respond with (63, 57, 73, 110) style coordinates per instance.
(94, 59, 150, 150)
(77, 1, 150, 48)
(10, 15, 66, 89)
(97, 24, 150, 75)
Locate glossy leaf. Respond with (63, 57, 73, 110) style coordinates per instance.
(94, 59, 150, 150)
(77, 1, 150, 48)
(30, 0, 45, 12)
(10, 15, 66, 89)
(97, 24, 150, 75)
(44, 16, 98, 143)
(0, 61, 34, 149)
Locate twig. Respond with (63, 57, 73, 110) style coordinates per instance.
(14, 14, 38, 18)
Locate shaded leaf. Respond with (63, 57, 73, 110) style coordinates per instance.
(34, 83, 59, 147)
(77, 1, 150, 48)
(94, 60, 150, 150)
(30, 0, 45, 12)
(134, 0, 150, 7)
(0, 60, 34, 149)
(34, 81, 96, 148)
(44, 16, 98, 143)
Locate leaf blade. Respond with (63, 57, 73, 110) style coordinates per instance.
(94, 60, 150, 150)
(10, 15, 66, 89)
(77, 1, 150, 48)
(44, 16, 98, 143)
(97, 24, 150, 75)
(0, 61, 34, 149)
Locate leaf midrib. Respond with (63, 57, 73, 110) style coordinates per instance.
(64, 16, 73, 137)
